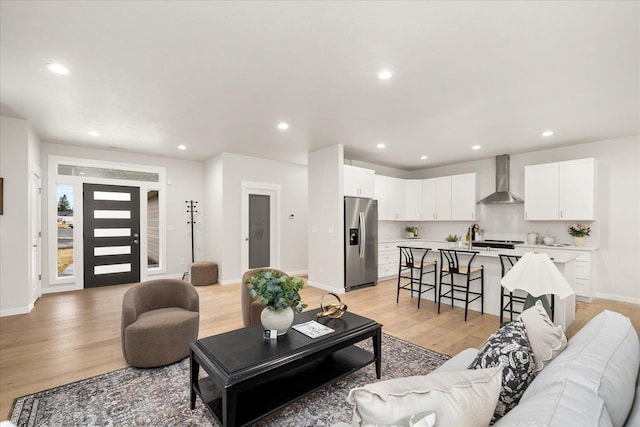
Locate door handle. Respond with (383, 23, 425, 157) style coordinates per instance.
(359, 212, 366, 259)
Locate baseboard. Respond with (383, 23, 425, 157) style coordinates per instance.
(288, 269, 308, 277)
(306, 280, 345, 294)
(145, 273, 183, 281)
(219, 269, 309, 286)
(594, 292, 640, 305)
(43, 283, 78, 294)
(0, 302, 34, 317)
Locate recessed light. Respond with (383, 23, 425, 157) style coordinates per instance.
(377, 143, 386, 149)
(88, 131, 101, 136)
(177, 145, 187, 150)
(277, 122, 289, 130)
(420, 155, 428, 160)
(378, 69, 393, 80)
(472, 145, 481, 150)
(542, 130, 554, 137)
(46, 63, 70, 75)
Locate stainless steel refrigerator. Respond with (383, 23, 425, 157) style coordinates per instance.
(344, 197, 378, 291)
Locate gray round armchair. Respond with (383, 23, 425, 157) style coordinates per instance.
(121, 279, 199, 368)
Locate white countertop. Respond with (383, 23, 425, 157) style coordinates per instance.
(517, 243, 598, 252)
(380, 238, 581, 263)
(380, 237, 597, 251)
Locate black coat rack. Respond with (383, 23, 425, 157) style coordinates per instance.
(186, 200, 198, 263)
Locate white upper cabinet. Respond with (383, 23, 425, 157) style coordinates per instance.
(343, 165, 374, 198)
(420, 178, 437, 220)
(405, 179, 423, 220)
(377, 173, 476, 221)
(386, 176, 406, 220)
(375, 175, 406, 220)
(525, 158, 595, 221)
(434, 176, 452, 221)
(525, 162, 559, 220)
(451, 173, 477, 220)
(374, 175, 389, 219)
(559, 158, 595, 220)
(421, 176, 455, 221)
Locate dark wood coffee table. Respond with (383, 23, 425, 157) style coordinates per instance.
(189, 309, 382, 427)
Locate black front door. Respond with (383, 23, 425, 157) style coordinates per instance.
(83, 184, 140, 288)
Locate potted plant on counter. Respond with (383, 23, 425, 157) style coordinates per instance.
(246, 270, 308, 335)
(445, 234, 460, 248)
(404, 226, 418, 238)
(568, 224, 591, 246)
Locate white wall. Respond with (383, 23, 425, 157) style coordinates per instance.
(204, 152, 308, 284)
(308, 145, 344, 292)
(204, 153, 224, 278)
(379, 135, 640, 302)
(40, 142, 204, 289)
(0, 117, 40, 315)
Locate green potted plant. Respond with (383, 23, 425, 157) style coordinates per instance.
(568, 224, 591, 246)
(445, 234, 460, 248)
(404, 226, 418, 238)
(246, 270, 307, 335)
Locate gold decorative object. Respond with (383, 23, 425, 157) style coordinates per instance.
(317, 293, 348, 319)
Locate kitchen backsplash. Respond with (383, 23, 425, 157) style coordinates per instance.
(379, 203, 599, 245)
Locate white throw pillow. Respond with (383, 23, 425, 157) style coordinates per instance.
(520, 299, 567, 372)
(348, 365, 503, 427)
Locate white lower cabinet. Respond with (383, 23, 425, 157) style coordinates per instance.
(525, 246, 594, 302)
(573, 251, 593, 302)
(378, 241, 401, 280)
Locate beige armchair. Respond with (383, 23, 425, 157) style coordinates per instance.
(121, 279, 199, 368)
(241, 268, 289, 327)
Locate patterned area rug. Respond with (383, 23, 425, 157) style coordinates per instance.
(9, 333, 450, 426)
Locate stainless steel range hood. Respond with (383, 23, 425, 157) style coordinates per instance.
(477, 154, 523, 204)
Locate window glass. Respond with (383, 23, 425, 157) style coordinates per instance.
(56, 184, 74, 277)
(58, 164, 159, 182)
(147, 190, 160, 268)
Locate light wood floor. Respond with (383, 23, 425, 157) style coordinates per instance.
(1, 278, 638, 418)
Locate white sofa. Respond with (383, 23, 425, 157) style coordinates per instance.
(434, 310, 640, 427)
(339, 309, 639, 427)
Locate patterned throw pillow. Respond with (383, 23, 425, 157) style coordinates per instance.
(467, 320, 535, 424)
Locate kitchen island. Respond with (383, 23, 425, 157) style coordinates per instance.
(380, 238, 578, 329)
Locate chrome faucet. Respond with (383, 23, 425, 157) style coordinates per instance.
(468, 224, 480, 249)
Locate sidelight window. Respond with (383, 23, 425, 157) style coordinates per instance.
(56, 184, 74, 278)
(147, 190, 160, 269)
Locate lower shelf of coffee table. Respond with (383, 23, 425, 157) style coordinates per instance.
(195, 344, 375, 426)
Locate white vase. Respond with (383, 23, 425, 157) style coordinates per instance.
(573, 236, 586, 247)
(260, 306, 295, 335)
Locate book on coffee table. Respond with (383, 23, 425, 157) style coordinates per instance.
(292, 320, 335, 338)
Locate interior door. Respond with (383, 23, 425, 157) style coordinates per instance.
(83, 184, 140, 288)
(30, 170, 42, 303)
(248, 194, 270, 268)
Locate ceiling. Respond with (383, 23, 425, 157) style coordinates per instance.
(1, 1, 638, 170)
